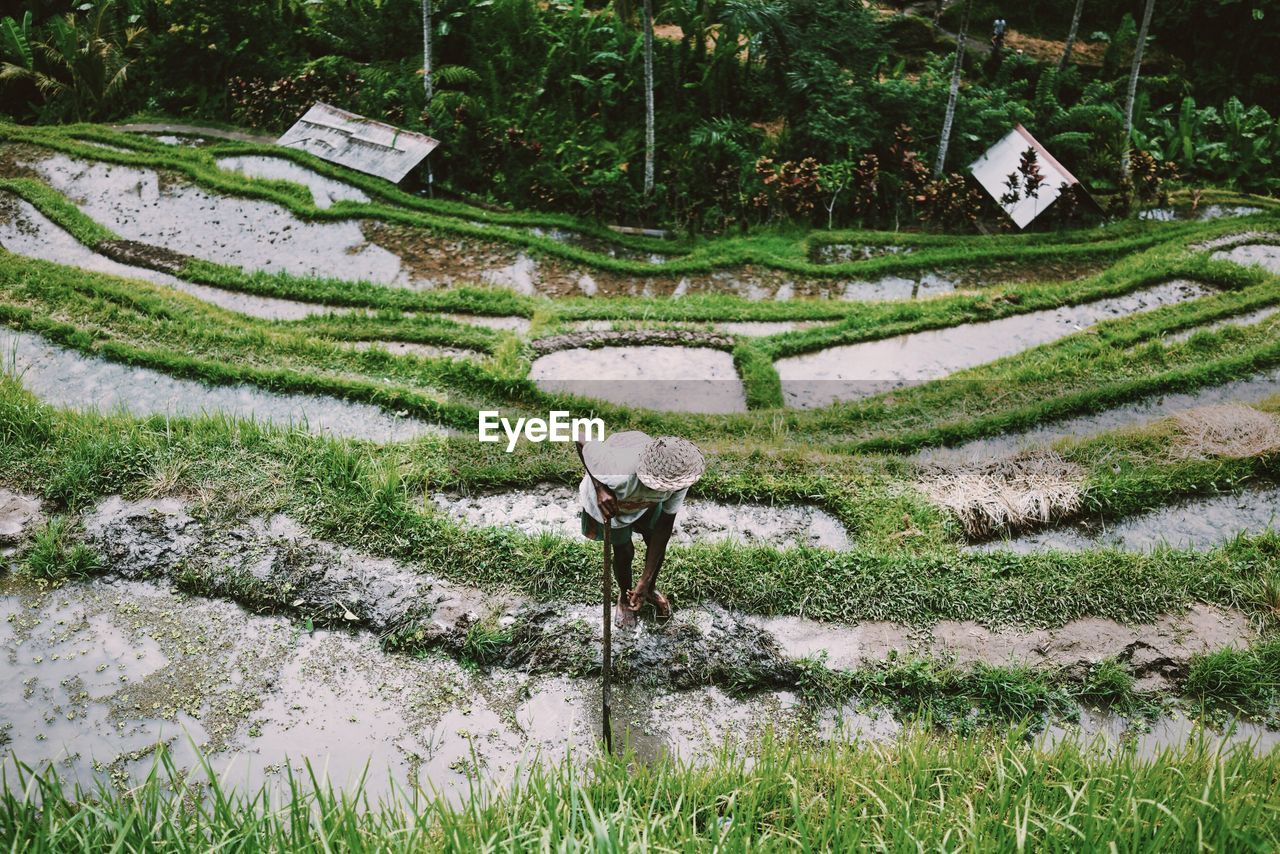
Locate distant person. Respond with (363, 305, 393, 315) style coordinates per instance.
(576, 432, 705, 628)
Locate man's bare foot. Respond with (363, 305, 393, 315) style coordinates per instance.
(614, 594, 639, 629)
(646, 589, 673, 621)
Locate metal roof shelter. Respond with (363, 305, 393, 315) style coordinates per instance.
(969, 124, 1081, 229)
(276, 103, 440, 183)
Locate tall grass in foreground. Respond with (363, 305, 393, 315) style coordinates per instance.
(3, 734, 1278, 852)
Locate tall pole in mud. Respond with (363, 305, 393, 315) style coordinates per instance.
(576, 440, 614, 754)
(602, 533, 613, 753)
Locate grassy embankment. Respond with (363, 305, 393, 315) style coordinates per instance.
(3, 734, 1280, 851)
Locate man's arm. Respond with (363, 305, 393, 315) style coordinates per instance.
(575, 440, 619, 519)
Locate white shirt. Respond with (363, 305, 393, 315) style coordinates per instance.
(579, 470, 688, 527)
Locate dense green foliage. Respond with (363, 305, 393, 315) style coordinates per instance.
(2, 0, 1277, 230)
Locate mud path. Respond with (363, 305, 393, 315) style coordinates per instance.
(777, 281, 1213, 408)
(0, 329, 443, 442)
(430, 483, 851, 550)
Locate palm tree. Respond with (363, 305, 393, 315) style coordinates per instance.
(1120, 0, 1156, 180)
(1058, 0, 1085, 72)
(643, 0, 656, 196)
(933, 0, 972, 178)
(422, 0, 433, 102)
(0, 2, 144, 122)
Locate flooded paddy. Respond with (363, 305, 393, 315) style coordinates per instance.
(1165, 304, 1280, 343)
(215, 155, 371, 209)
(1213, 243, 1280, 275)
(429, 483, 851, 550)
(19, 151, 409, 285)
(0, 492, 1273, 801)
(0, 328, 442, 443)
(776, 280, 1213, 409)
(0, 573, 802, 801)
(970, 485, 1280, 554)
(529, 345, 747, 413)
(920, 367, 1280, 463)
(0, 192, 352, 321)
(1140, 205, 1264, 222)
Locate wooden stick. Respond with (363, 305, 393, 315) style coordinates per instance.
(575, 440, 614, 754)
(602, 533, 613, 753)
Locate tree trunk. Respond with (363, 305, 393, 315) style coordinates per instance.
(933, 0, 971, 178)
(643, 0, 655, 196)
(1058, 0, 1085, 72)
(422, 0, 433, 102)
(1121, 0, 1156, 180)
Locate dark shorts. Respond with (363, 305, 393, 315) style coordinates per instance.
(580, 506, 661, 545)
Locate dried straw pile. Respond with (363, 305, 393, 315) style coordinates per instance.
(1172, 404, 1280, 459)
(917, 452, 1085, 538)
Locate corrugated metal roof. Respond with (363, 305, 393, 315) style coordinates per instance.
(969, 124, 1078, 229)
(275, 103, 440, 184)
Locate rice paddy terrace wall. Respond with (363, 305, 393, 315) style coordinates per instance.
(1, 121, 1279, 794)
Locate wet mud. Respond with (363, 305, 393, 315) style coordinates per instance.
(528, 345, 747, 413)
(776, 280, 1214, 409)
(971, 484, 1280, 554)
(529, 328, 735, 356)
(0, 328, 443, 443)
(215, 155, 370, 209)
(811, 243, 914, 264)
(1213, 243, 1280, 276)
(429, 483, 851, 550)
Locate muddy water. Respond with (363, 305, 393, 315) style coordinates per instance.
(215, 155, 370, 209)
(0, 573, 805, 800)
(0, 329, 443, 443)
(1140, 205, 1263, 222)
(812, 244, 914, 264)
(527, 226, 673, 264)
(529, 345, 748, 413)
(776, 281, 1214, 409)
(1039, 708, 1280, 760)
(1165, 304, 1280, 343)
(1213, 243, 1280, 275)
(0, 193, 352, 321)
(20, 151, 409, 285)
(920, 367, 1280, 463)
(972, 485, 1280, 554)
(429, 483, 851, 550)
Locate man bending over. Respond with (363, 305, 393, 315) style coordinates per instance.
(576, 431, 705, 628)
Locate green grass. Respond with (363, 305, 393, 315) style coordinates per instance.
(19, 516, 102, 580)
(3, 733, 1279, 851)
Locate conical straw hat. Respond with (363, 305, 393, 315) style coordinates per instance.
(636, 436, 705, 491)
(582, 432, 705, 491)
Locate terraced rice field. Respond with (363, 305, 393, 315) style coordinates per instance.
(1, 123, 1278, 802)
